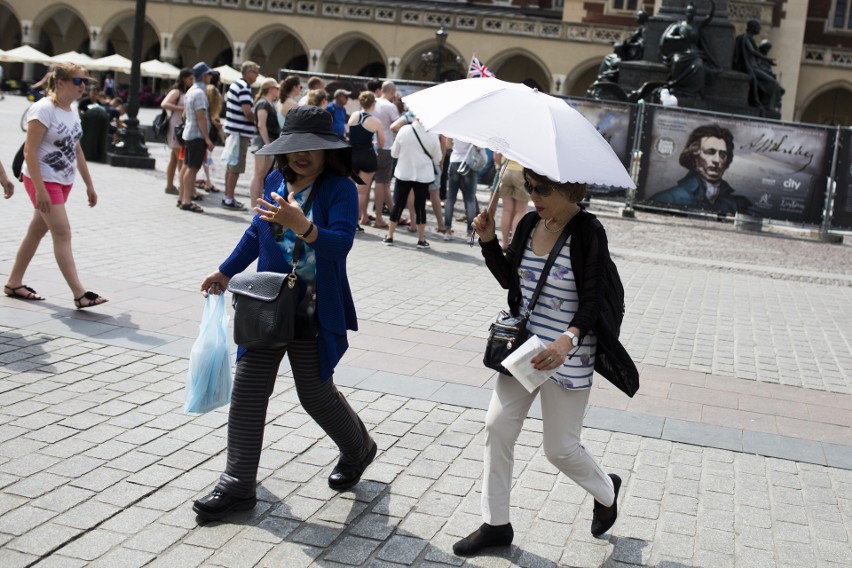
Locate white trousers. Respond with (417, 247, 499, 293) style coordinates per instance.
(482, 374, 615, 525)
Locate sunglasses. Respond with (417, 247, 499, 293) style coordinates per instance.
(70, 77, 91, 86)
(524, 180, 556, 197)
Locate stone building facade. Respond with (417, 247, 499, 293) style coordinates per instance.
(0, 0, 849, 124)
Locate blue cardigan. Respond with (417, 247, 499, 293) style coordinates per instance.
(219, 168, 359, 381)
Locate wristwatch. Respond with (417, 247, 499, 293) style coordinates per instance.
(562, 330, 579, 348)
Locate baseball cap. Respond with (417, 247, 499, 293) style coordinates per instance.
(333, 89, 352, 98)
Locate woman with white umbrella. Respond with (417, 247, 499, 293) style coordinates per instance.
(456, 170, 627, 556)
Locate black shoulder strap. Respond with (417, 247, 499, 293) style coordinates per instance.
(410, 126, 434, 161)
(523, 221, 572, 318)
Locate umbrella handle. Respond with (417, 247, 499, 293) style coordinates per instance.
(470, 160, 509, 247)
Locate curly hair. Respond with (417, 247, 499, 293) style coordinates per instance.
(678, 124, 734, 170)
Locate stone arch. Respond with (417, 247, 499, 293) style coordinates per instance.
(32, 4, 89, 56)
(100, 10, 160, 60)
(0, 2, 22, 52)
(565, 58, 603, 98)
(398, 39, 465, 82)
(321, 32, 387, 77)
(171, 18, 233, 69)
(488, 48, 551, 92)
(244, 24, 309, 75)
(797, 81, 852, 126)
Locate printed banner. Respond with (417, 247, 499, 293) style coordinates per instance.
(831, 128, 852, 230)
(637, 107, 833, 223)
(564, 97, 635, 197)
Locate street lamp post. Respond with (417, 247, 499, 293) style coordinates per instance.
(434, 25, 447, 83)
(107, 0, 155, 169)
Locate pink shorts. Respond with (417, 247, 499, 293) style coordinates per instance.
(23, 176, 73, 207)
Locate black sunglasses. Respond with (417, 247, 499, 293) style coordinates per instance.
(70, 77, 91, 86)
(524, 180, 556, 197)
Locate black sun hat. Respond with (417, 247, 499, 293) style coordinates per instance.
(256, 106, 349, 156)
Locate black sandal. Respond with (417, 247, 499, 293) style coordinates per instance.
(4, 284, 45, 301)
(74, 291, 108, 310)
(180, 202, 204, 213)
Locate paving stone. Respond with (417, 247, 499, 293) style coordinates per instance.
(56, 528, 126, 561)
(324, 535, 382, 565)
(377, 534, 429, 564)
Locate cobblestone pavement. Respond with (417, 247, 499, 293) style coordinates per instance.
(1, 95, 851, 566)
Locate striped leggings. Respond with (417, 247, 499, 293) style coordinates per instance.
(215, 338, 372, 497)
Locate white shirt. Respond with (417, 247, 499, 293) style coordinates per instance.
(391, 122, 441, 183)
(372, 97, 400, 150)
(22, 98, 83, 185)
(450, 139, 472, 164)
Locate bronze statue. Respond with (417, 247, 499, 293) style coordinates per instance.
(587, 11, 649, 97)
(732, 20, 784, 115)
(659, 1, 718, 99)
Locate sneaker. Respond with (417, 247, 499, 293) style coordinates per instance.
(442, 229, 453, 241)
(382, 236, 393, 246)
(355, 224, 364, 233)
(416, 240, 430, 249)
(221, 198, 245, 210)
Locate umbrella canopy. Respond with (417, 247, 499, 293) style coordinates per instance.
(0, 45, 54, 65)
(212, 65, 267, 87)
(51, 51, 95, 66)
(140, 59, 181, 79)
(88, 53, 132, 74)
(403, 78, 635, 188)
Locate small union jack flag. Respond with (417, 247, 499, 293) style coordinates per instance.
(468, 55, 495, 78)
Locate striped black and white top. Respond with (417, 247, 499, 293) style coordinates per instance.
(224, 79, 257, 137)
(518, 234, 597, 390)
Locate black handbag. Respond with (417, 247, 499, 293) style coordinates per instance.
(227, 184, 318, 349)
(153, 109, 170, 138)
(483, 222, 572, 375)
(174, 121, 186, 146)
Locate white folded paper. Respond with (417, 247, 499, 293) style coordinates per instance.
(501, 334, 556, 393)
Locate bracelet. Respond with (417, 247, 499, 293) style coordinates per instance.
(299, 222, 315, 240)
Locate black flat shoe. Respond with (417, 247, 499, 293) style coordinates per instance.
(328, 440, 377, 490)
(192, 489, 257, 521)
(591, 473, 621, 536)
(453, 523, 514, 557)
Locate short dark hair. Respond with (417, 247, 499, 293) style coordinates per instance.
(678, 124, 734, 170)
(306, 76, 324, 89)
(366, 78, 382, 93)
(523, 168, 587, 203)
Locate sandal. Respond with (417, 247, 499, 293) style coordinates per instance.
(4, 284, 45, 301)
(180, 202, 204, 213)
(74, 291, 108, 310)
(192, 194, 204, 202)
(205, 185, 221, 193)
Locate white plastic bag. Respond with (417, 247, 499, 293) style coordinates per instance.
(220, 133, 240, 167)
(184, 294, 233, 414)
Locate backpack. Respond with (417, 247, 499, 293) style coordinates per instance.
(152, 109, 170, 139)
(11, 142, 24, 181)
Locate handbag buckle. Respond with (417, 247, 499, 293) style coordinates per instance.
(287, 271, 297, 289)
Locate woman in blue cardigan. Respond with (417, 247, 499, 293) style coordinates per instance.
(193, 106, 375, 521)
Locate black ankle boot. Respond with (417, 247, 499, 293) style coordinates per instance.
(452, 522, 514, 556)
(591, 473, 621, 536)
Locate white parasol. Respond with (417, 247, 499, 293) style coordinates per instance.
(88, 53, 132, 74)
(403, 78, 635, 188)
(51, 51, 95, 66)
(0, 45, 55, 65)
(140, 59, 181, 79)
(213, 65, 267, 87)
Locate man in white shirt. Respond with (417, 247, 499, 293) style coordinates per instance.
(222, 61, 260, 210)
(370, 81, 403, 227)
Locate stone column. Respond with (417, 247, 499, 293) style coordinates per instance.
(308, 49, 323, 73)
(387, 57, 401, 79)
(20, 20, 37, 82)
(551, 74, 567, 96)
(233, 42, 246, 66)
(89, 27, 106, 58)
(160, 33, 177, 64)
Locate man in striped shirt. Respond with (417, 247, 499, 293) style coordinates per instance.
(223, 61, 260, 210)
